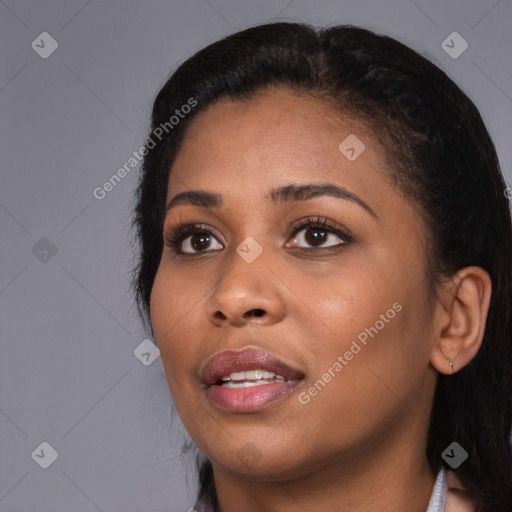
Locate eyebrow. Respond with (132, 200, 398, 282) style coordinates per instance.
(165, 183, 377, 219)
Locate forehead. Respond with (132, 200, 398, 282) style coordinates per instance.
(167, 87, 389, 203)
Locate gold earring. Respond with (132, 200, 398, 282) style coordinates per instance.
(449, 361, 454, 373)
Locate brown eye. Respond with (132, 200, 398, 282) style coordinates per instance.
(190, 232, 212, 251)
(164, 224, 224, 254)
(304, 228, 328, 246)
(289, 224, 348, 249)
(180, 231, 223, 254)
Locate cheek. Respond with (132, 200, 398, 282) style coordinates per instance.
(294, 265, 398, 351)
(296, 260, 430, 402)
(149, 270, 211, 435)
(149, 267, 202, 377)
(296, 302, 425, 447)
(149, 272, 215, 446)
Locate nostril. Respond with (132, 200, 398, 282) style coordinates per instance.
(250, 309, 265, 317)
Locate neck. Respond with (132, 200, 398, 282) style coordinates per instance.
(212, 418, 436, 512)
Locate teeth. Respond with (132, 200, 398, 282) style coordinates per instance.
(228, 371, 246, 381)
(245, 369, 262, 380)
(219, 369, 286, 383)
(223, 380, 274, 389)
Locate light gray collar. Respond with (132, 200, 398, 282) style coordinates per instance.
(426, 467, 447, 512)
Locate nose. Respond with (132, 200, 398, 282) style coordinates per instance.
(205, 252, 286, 327)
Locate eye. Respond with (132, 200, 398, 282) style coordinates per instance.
(285, 216, 352, 250)
(164, 223, 223, 254)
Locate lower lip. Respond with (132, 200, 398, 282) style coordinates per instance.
(205, 380, 301, 412)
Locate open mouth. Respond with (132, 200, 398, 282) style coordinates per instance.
(201, 348, 305, 412)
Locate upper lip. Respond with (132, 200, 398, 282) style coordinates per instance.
(201, 347, 304, 386)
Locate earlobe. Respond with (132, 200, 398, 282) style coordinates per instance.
(430, 266, 492, 375)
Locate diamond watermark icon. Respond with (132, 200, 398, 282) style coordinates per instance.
(441, 32, 468, 59)
(31, 32, 59, 59)
(236, 236, 263, 263)
(32, 237, 58, 263)
(237, 442, 263, 465)
(338, 134, 365, 161)
(134, 339, 160, 366)
(441, 441, 468, 469)
(31, 441, 58, 469)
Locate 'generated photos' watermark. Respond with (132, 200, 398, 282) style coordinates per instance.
(93, 97, 197, 200)
(298, 301, 403, 405)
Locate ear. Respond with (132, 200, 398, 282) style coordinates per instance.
(430, 266, 492, 375)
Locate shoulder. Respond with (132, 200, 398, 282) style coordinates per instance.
(444, 470, 477, 512)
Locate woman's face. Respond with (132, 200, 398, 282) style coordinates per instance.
(150, 87, 438, 479)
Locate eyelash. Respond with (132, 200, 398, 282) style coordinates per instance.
(163, 216, 354, 255)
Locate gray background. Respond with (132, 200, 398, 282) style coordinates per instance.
(1, 0, 511, 511)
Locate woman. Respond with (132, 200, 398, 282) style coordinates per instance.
(131, 22, 512, 512)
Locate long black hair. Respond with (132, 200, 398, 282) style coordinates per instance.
(130, 22, 512, 511)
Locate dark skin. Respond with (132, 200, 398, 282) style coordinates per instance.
(150, 87, 491, 511)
